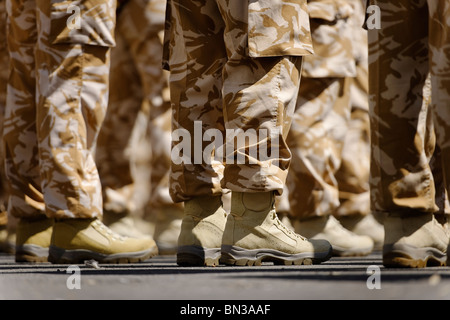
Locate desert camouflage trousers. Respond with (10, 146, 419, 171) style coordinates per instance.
(4, 0, 116, 219)
(287, 77, 351, 218)
(368, 0, 450, 215)
(0, 0, 7, 126)
(285, 0, 370, 219)
(335, 70, 371, 217)
(335, 0, 371, 217)
(284, 72, 370, 219)
(96, 0, 177, 217)
(165, 0, 311, 202)
(0, 0, 8, 225)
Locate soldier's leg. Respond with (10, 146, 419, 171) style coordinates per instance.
(427, 0, 450, 266)
(96, 2, 149, 236)
(335, 102, 385, 248)
(168, 1, 227, 203)
(127, 0, 171, 226)
(167, 0, 228, 266)
(279, 2, 374, 257)
(167, 0, 331, 267)
(0, 0, 8, 213)
(335, 107, 371, 219)
(4, 0, 52, 262)
(428, 2, 450, 206)
(335, 49, 385, 248)
(288, 76, 373, 256)
(369, 0, 436, 217)
(119, 0, 184, 251)
(4, 0, 43, 220)
(369, 0, 448, 268)
(0, 0, 11, 252)
(5, 0, 157, 264)
(336, 32, 371, 220)
(287, 78, 349, 220)
(149, 108, 185, 254)
(98, 0, 168, 216)
(216, 0, 331, 266)
(36, 37, 106, 220)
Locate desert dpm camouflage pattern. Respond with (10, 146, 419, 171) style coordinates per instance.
(95, 0, 175, 218)
(0, 0, 7, 112)
(286, 0, 361, 219)
(334, 0, 371, 218)
(4, 0, 116, 219)
(368, 0, 450, 216)
(0, 0, 9, 224)
(164, 0, 312, 203)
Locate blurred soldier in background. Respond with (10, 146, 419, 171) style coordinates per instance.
(367, 0, 450, 268)
(0, 0, 11, 253)
(4, 0, 157, 263)
(96, 0, 183, 254)
(286, 0, 382, 256)
(333, 0, 384, 249)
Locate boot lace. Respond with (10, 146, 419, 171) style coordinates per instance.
(93, 219, 127, 242)
(271, 211, 307, 241)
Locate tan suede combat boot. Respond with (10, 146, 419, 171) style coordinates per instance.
(383, 213, 449, 268)
(103, 211, 152, 240)
(0, 211, 8, 253)
(48, 218, 158, 264)
(338, 214, 384, 250)
(177, 195, 227, 267)
(294, 215, 374, 257)
(15, 217, 54, 263)
(153, 205, 183, 255)
(221, 192, 332, 266)
(0, 225, 6, 253)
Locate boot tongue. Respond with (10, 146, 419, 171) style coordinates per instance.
(242, 192, 274, 212)
(230, 192, 275, 218)
(184, 196, 222, 218)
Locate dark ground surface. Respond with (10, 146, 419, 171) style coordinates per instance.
(1, 251, 450, 300)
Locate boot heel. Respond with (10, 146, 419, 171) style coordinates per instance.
(177, 246, 221, 267)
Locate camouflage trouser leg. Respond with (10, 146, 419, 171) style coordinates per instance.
(368, 0, 450, 215)
(335, 59, 371, 217)
(148, 108, 180, 209)
(287, 77, 351, 219)
(96, 0, 172, 216)
(4, 0, 115, 219)
(167, 0, 306, 202)
(96, 24, 146, 216)
(4, 0, 43, 219)
(0, 0, 9, 222)
(0, 0, 6, 115)
(428, 1, 450, 203)
(334, 105, 370, 217)
(336, 0, 371, 217)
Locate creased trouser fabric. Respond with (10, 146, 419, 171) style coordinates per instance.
(96, 0, 173, 216)
(287, 77, 352, 218)
(286, 0, 357, 219)
(165, 0, 311, 202)
(368, 0, 450, 215)
(0, 1, 9, 216)
(4, 0, 115, 219)
(334, 0, 371, 217)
